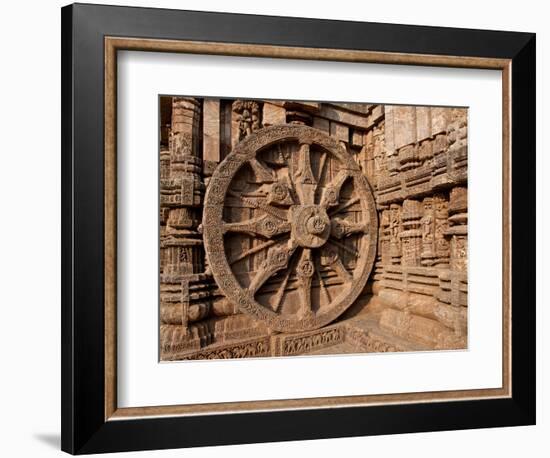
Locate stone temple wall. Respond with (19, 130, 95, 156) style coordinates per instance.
(159, 97, 468, 360)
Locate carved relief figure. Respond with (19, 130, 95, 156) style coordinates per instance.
(420, 197, 435, 265)
(389, 204, 402, 264)
(233, 100, 263, 140)
(433, 193, 450, 266)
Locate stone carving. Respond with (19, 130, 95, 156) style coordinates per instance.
(233, 100, 262, 141)
(433, 193, 450, 266)
(447, 186, 468, 272)
(419, 193, 451, 267)
(389, 204, 402, 265)
(420, 197, 435, 265)
(159, 97, 468, 360)
(187, 338, 271, 360)
(202, 125, 378, 333)
(399, 199, 423, 267)
(281, 328, 344, 356)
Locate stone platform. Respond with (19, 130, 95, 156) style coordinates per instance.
(162, 309, 429, 361)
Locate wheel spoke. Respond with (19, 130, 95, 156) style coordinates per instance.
(328, 196, 360, 216)
(294, 143, 317, 205)
(229, 239, 277, 265)
(266, 178, 295, 206)
(249, 158, 275, 183)
(330, 217, 368, 239)
(271, 257, 294, 312)
(315, 261, 331, 305)
(223, 214, 290, 238)
(248, 240, 297, 295)
(296, 248, 315, 318)
(317, 151, 328, 182)
(327, 238, 358, 258)
(227, 190, 288, 221)
(321, 248, 352, 283)
(320, 169, 351, 208)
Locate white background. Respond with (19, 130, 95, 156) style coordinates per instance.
(118, 52, 502, 407)
(0, 0, 545, 457)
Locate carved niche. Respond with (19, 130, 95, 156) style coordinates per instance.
(202, 125, 378, 333)
(232, 100, 263, 141)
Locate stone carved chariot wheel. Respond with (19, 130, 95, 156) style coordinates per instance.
(203, 125, 377, 333)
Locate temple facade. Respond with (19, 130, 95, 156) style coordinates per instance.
(159, 97, 468, 360)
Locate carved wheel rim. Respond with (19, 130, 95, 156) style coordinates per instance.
(203, 125, 378, 332)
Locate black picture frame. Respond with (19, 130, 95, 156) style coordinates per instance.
(61, 3, 536, 454)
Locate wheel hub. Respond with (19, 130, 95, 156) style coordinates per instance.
(291, 205, 331, 248)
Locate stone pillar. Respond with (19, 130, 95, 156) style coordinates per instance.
(162, 97, 204, 277)
(160, 97, 206, 346)
(388, 204, 402, 265)
(447, 109, 468, 182)
(371, 122, 385, 187)
(159, 147, 171, 276)
(420, 197, 435, 266)
(202, 98, 220, 187)
(383, 107, 399, 177)
(447, 187, 468, 272)
(378, 209, 391, 265)
(433, 193, 450, 267)
(399, 199, 423, 266)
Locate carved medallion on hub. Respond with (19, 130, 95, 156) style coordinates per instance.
(291, 205, 331, 248)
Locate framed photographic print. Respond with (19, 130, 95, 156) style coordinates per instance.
(61, 3, 536, 454)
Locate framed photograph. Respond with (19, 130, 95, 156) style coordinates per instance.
(61, 3, 536, 454)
